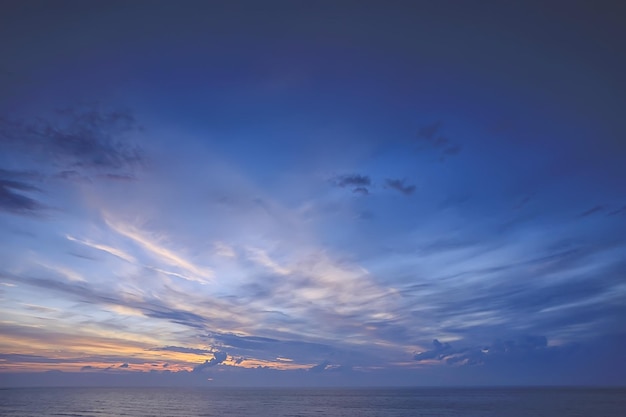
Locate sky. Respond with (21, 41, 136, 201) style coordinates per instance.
(0, 0, 625, 387)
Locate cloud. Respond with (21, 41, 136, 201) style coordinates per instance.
(119, 363, 129, 368)
(0, 272, 212, 331)
(414, 339, 452, 361)
(0, 107, 142, 170)
(245, 247, 291, 275)
(334, 174, 371, 188)
(210, 333, 279, 351)
(415, 121, 462, 160)
(309, 360, 330, 372)
(66, 235, 136, 263)
(332, 174, 372, 194)
(100, 173, 135, 181)
(150, 346, 214, 355)
(80, 365, 95, 371)
(0, 169, 44, 214)
(192, 351, 227, 372)
(104, 217, 213, 284)
(607, 205, 626, 216)
(414, 335, 551, 366)
(579, 205, 605, 217)
(417, 121, 443, 140)
(142, 308, 208, 330)
(385, 178, 416, 195)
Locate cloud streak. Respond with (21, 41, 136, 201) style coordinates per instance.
(0, 169, 44, 214)
(0, 107, 142, 170)
(104, 216, 213, 284)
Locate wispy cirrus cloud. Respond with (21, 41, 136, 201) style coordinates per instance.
(103, 216, 213, 284)
(66, 235, 137, 263)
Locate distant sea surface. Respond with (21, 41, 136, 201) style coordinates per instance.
(0, 387, 624, 417)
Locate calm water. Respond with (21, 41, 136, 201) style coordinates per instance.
(0, 387, 624, 417)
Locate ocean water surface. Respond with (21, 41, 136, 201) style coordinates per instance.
(0, 387, 624, 417)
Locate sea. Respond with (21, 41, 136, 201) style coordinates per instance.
(0, 387, 624, 417)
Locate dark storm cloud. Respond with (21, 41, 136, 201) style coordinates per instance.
(150, 346, 214, 355)
(0, 168, 44, 213)
(0, 107, 142, 170)
(192, 351, 227, 372)
(385, 178, 416, 195)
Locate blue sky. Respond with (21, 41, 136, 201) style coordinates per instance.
(0, 0, 625, 386)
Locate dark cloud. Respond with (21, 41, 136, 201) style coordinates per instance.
(385, 178, 416, 195)
(441, 144, 462, 157)
(119, 363, 129, 368)
(142, 309, 207, 329)
(513, 195, 533, 210)
(80, 366, 95, 371)
(0, 353, 72, 364)
(0, 272, 212, 331)
(417, 121, 442, 140)
(331, 174, 372, 195)
(579, 205, 605, 217)
(402, 237, 626, 343)
(150, 346, 214, 355)
(0, 169, 44, 214)
(0, 107, 142, 170)
(211, 333, 279, 351)
(192, 351, 227, 372)
(415, 335, 549, 366)
(209, 332, 342, 365)
(334, 174, 371, 188)
(415, 121, 462, 160)
(100, 173, 135, 181)
(414, 339, 452, 361)
(0, 108, 143, 216)
(607, 205, 626, 216)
